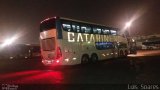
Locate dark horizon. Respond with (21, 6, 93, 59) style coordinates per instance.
(0, 0, 160, 44)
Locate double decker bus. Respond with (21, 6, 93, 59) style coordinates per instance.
(40, 17, 129, 66)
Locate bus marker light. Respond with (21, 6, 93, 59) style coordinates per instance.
(65, 59, 69, 62)
(73, 58, 77, 60)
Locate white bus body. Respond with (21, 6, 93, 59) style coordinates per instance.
(40, 17, 128, 66)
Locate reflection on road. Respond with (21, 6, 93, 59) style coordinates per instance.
(0, 70, 64, 84)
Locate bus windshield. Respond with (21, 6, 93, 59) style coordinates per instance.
(40, 18, 56, 32)
(41, 38, 55, 51)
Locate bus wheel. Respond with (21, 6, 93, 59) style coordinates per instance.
(91, 54, 98, 63)
(81, 55, 89, 64)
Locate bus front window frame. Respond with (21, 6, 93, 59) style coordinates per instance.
(41, 38, 55, 51)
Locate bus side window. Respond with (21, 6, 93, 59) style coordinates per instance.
(110, 30, 117, 35)
(62, 22, 71, 32)
(81, 25, 91, 34)
(72, 23, 80, 33)
(102, 29, 110, 35)
(72, 24, 76, 32)
(93, 27, 102, 34)
(77, 25, 80, 33)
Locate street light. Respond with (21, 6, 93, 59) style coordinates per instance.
(125, 21, 132, 28)
(125, 21, 137, 54)
(124, 21, 133, 37)
(0, 36, 18, 47)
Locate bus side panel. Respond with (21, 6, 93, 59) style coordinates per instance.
(60, 32, 82, 65)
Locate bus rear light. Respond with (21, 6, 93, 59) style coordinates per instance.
(56, 47, 62, 59)
(42, 60, 44, 63)
(48, 61, 52, 63)
(56, 60, 60, 63)
(10, 57, 14, 60)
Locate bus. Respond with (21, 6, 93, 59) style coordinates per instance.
(40, 17, 129, 66)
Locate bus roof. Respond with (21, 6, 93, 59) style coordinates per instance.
(41, 16, 119, 31)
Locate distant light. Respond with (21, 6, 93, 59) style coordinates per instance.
(4, 38, 15, 45)
(126, 21, 132, 28)
(26, 44, 31, 46)
(10, 57, 14, 60)
(132, 39, 135, 42)
(54, 16, 57, 19)
(1, 36, 18, 47)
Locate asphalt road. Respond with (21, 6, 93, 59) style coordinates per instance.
(0, 50, 160, 90)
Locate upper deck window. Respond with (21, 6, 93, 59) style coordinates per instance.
(72, 23, 80, 33)
(102, 29, 110, 35)
(110, 30, 117, 35)
(93, 27, 102, 34)
(81, 25, 91, 33)
(40, 18, 56, 32)
(62, 21, 71, 32)
(41, 38, 55, 51)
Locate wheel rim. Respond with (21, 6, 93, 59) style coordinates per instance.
(82, 56, 89, 64)
(92, 55, 98, 63)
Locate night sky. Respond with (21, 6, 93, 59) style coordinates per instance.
(0, 0, 160, 44)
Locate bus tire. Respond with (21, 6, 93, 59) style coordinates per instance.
(91, 54, 98, 63)
(81, 54, 89, 64)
